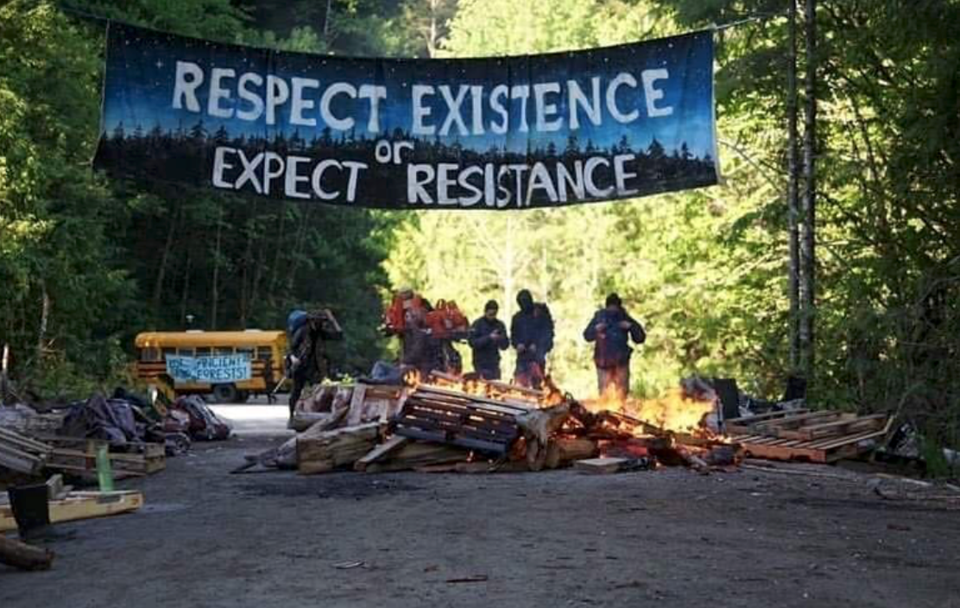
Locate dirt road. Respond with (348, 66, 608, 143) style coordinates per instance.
(2, 431, 958, 607)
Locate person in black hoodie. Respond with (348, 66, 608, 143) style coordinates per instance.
(468, 300, 510, 380)
(511, 289, 554, 388)
(583, 293, 645, 399)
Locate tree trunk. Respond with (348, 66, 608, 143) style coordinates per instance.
(211, 203, 224, 330)
(799, 0, 818, 382)
(180, 250, 192, 326)
(37, 280, 50, 362)
(0, 535, 55, 571)
(267, 204, 288, 302)
(152, 203, 180, 315)
(786, 0, 801, 371)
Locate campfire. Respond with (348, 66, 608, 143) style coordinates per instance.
(254, 368, 742, 476)
(397, 369, 738, 473)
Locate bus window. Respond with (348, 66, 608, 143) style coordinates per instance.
(256, 346, 273, 361)
(162, 348, 176, 360)
(141, 347, 161, 361)
(195, 347, 211, 356)
(177, 347, 195, 356)
(236, 347, 254, 360)
(215, 347, 234, 355)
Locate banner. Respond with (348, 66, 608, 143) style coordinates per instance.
(95, 23, 719, 210)
(165, 354, 251, 384)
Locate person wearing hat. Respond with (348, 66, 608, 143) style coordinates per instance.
(468, 300, 510, 380)
(583, 293, 645, 399)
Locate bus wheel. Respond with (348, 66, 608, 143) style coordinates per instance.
(235, 390, 250, 404)
(212, 383, 239, 403)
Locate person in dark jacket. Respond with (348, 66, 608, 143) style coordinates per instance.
(400, 306, 439, 379)
(511, 289, 555, 389)
(583, 293, 645, 399)
(468, 300, 509, 380)
(286, 309, 343, 416)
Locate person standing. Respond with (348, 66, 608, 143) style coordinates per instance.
(285, 309, 343, 416)
(468, 300, 510, 380)
(510, 289, 554, 389)
(583, 293, 645, 400)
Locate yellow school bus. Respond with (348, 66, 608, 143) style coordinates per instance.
(134, 330, 287, 402)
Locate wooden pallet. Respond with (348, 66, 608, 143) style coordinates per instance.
(41, 437, 166, 477)
(393, 387, 525, 454)
(729, 410, 892, 463)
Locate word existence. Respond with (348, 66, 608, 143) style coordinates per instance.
(174, 62, 678, 207)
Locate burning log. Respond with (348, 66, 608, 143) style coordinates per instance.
(676, 446, 710, 474)
(515, 403, 571, 445)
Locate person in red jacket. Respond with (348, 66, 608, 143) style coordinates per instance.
(582, 293, 645, 400)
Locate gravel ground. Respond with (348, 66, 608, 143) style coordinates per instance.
(2, 432, 959, 608)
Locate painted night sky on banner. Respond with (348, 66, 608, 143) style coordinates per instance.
(95, 23, 719, 210)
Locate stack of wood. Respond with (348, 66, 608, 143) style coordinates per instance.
(726, 409, 892, 463)
(0, 427, 166, 481)
(291, 383, 405, 432)
(250, 376, 740, 476)
(0, 428, 51, 476)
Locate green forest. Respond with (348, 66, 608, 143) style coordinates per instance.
(1, 0, 958, 460)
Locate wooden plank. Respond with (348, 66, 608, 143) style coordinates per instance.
(739, 441, 827, 464)
(0, 442, 44, 475)
(808, 424, 891, 451)
(364, 443, 468, 472)
(794, 414, 887, 441)
(296, 422, 382, 474)
(413, 387, 531, 413)
(725, 409, 810, 426)
(0, 490, 144, 533)
(354, 436, 411, 471)
(345, 383, 369, 426)
(753, 410, 841, 431)
(401, 408, 517, 432)
(0, 427, 52, 454)
(574, 457, 630, 474)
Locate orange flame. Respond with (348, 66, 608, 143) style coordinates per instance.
(403, 368, 422, 387)
(583, 385, 715, 436)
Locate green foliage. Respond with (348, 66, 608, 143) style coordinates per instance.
(0, 0, 400, 399)
(658, 0, 960, 456)
(390, 0, 786, 397)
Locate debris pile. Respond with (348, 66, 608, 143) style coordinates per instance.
(242, 373, 746, 476)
